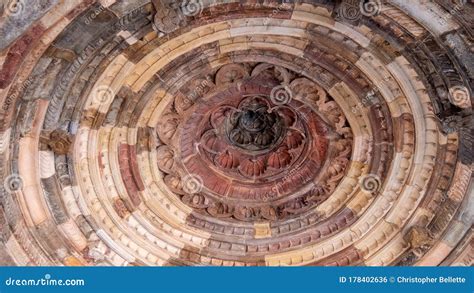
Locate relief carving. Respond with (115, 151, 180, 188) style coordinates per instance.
(404, 226, 434, 258)
(155, 63, 353, 222)
(40, 129, 73, 155)
(152, 0, 185, 34)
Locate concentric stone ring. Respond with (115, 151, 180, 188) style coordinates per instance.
(0, 0, 472, 267)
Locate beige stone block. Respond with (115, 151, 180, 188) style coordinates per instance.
(219, 42, 250, 54)
(294, 3, 332, 16)
(230, 25, 307, 39)
(291, 10, 334, 27)
(86, 54, 133, 113)
(254, 222, 271, 239)
(40, 0, 82, 27)
(5, 236, 30, 265)
(133, 30, 230, 92)
(347, 191, 372, 215)
(356, 52, 397, 102)
(385, 185, 420, 227)
(364, 233, 407, 266)
(39, 150, 55, 179)
(391, 0, 459, 35)
(354, 221, 397, 256)
(18, 100, 50, 226)
(0, 128, 11, 155)
(416, 242, 452, 266)
(388, 57, 428, 165)
(61, 186, 82, 219)
(59, 219, 88, 251)
(100, 0, 116, 8)
(40, 17, 70, 46)
(329, 82, 372, 139)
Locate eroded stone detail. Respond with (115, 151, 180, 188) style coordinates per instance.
(40, 129, 73, 155)
(403, 226, 435, 259)
(151, 0, 185, 34)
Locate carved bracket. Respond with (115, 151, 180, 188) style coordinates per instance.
(40, 129, 73, 155)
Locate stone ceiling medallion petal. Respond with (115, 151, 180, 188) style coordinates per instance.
(286, 129, 305, 150)
(207, 202, 233, 218)
(157, 113, 180, 144)
(215, 150, 240, 169)
(215, 64, 249, 87)
(267, 148, 292, 169)
(273, 105, 297, 127)
(239, 158, 267, 178)
(156, 145, 176, 174)
(210, 106, 236, 129)
(174, 93, 194, 114)
(200, 130, 226, 154)
(251, 63, 293, 85)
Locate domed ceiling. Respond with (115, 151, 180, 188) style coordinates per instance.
(0, 0, 472, 266)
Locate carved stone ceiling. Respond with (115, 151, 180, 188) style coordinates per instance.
(0, 0, 472, 266)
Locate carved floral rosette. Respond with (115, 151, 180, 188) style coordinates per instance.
(156, 63, 353, 222)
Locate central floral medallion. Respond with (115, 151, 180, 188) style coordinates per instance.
(198, 93, 308, 180)
(156, 63, 353, 221)
(225, 96, 285, 152)
(198, 95, 303, 179)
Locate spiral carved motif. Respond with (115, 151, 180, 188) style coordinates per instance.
(0, 0, 472, 267)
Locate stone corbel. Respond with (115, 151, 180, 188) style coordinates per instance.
(404, 226, 434, 258)
(40, 129, 73, 155)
